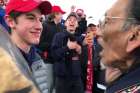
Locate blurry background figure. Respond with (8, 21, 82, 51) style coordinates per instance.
(38, 5, 65, 64)
(89, 23, 106, 93)
(85, 28, 94, 93)
(51, 12, 91, 93)
(0, 0, 9, 31)
(37, 5, 66, 93)
(70, 5, 76, 13)
(75, 8, 87, 36)
(50, 5, 66, 28)
(76, 9, 85, 19)
(68, 6, 87, 36)
(80, 21, 106, 93)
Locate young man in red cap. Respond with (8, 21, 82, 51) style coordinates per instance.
(4, 0, 52, 93)
(75, 8, 87, 36)
(38, 5, 66, 63)
(0, 24, 40, 93)
(38, 5, 66, 61)
(37, 5, 65, 93)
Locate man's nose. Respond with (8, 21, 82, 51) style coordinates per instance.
(96, 27, 102, 36)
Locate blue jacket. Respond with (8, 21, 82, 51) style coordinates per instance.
(51, 30, 84, 77)
(0, 7, 9, 31)
(37, 21, 64, 63)
(20, 47, 52, 93)
(106, 66, 140, 93)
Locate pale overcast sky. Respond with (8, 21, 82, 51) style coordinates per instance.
(48, 0, 117, 24)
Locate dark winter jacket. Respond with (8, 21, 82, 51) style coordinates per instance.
(80, 38, 105, 93)
(75, 18, 87, 36)
(20, 47, 51, 93)
(37, 21, 64, 63)
(51, 30, 84, 77)
(106, 65, 140, 93)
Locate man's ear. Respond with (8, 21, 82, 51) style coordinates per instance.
(126, 26, 140, 53)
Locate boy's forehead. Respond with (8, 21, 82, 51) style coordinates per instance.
(21, 9, 42, 18)
(28, 8, 41, 14)
(67, 16, 78, 21)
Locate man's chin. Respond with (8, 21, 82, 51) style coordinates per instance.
(69, 30, 75, 34)
(100, 58, 110, 67)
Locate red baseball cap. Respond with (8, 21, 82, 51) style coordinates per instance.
(5, 0, 52, 15)
(52, 5, 65, 14)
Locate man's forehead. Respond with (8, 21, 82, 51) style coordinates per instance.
(101, 0, 132, 35)
(107, 0, 131, 16)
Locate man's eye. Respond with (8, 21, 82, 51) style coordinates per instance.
(104, 18, 109, 24)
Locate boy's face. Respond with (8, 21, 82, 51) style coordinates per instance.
(65, 16, 78, 33)
(87, 26, 97, 36)
(54, 12, 63, 23)
(76, 9, 84, 17)
(8, 8, 43, 45)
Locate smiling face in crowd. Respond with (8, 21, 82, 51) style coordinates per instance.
(6, 8, 43, 52)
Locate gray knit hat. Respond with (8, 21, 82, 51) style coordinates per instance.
(66, 12, 79, 20)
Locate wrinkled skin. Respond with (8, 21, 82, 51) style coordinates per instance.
(98, 0, 140, 84)
(99, 0, 131, 70)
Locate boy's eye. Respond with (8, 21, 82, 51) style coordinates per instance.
(39, 18, 43, 23)
(26, 16, 43, 23)
(27, 16, 35, 20)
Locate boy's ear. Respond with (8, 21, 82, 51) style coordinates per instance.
(126, 26, 140, 53)
(5, 15, 16, 29)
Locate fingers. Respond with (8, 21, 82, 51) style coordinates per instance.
(75, 44, 81, 54)
(67, 39, 77, 49)
(84, 31, 94, 45)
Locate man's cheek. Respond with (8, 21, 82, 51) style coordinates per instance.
(101, 49, 119, 66)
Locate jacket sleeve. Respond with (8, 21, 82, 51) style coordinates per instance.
(76, 35, 85, 45)
(37, 22, 50, 52)
(76, 18, 87, 36)
(51, 33, 69, 61)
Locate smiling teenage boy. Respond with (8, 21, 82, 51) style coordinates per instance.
(4, 0, 52, 93)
